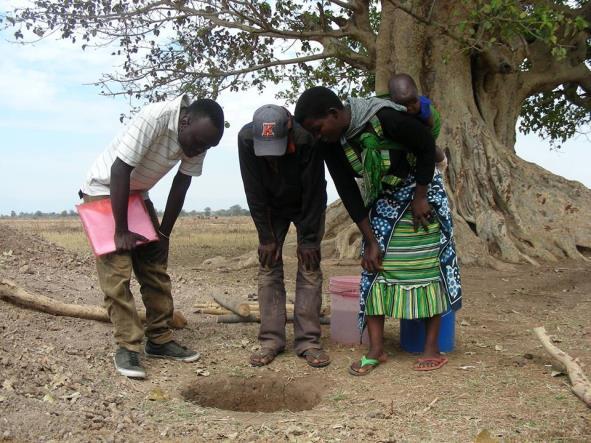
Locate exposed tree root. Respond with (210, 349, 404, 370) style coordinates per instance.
(534, 326, 591, 408)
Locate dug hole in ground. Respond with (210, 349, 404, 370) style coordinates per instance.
(0, 219, 590, 441)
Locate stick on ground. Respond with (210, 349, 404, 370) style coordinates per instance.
(216, 313, 260, 323)
(217, 313, 330, 325)
(534, 326, 591, 408)
(0, 279, 186, 329)
(194, 302, 297, 313)
(212, 293, 251, 317)
(194, 307, 231, 315)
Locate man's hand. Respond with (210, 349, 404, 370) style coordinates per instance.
(153, 233, 170, 264)
(258, 242, 280, 268)
(114, 230, 148, 252)
(361, 239, 383, 273)
(297, 246, 321, 271)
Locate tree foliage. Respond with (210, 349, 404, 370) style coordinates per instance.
(2, 0, 590, 146)
(520, 85, 591, 147)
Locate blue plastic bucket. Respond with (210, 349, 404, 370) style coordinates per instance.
(399, 310, 455, 353)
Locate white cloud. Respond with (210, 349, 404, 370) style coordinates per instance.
(0, 38, 130, 136)
(0, 62, 57, 109)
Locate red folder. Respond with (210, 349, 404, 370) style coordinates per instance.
(76, 194, 158, 256)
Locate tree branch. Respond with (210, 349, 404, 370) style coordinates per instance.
(521, 63, 591, 99)
(574, 1, 591, 23)
(171, 1, 350, 41)
(325, 40, 373, 69)
(348, 0, 376, 57)
(564, 82, 591, 110)
(99, 50, 349, 91)
(193, 52, 337, 78)
(328, 0, 356, 11)
(15, 1, 354, 42)
(384, 0, 475, 48)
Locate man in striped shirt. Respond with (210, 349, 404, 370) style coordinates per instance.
(80, 95, 224, 379)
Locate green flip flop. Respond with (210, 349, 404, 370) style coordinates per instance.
(348, 355, 380, 376)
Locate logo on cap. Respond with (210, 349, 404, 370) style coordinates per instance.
(261, 122, 275, 137)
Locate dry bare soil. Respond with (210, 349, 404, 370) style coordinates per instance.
(0, 217, 590, 442)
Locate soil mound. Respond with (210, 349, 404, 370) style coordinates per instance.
(0, 223, 93, 275)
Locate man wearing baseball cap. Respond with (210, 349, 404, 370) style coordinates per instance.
(238, 104, 330, 368)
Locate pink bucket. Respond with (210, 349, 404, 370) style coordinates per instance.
(328, 276, 368, 345)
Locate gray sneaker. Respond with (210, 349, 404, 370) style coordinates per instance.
(144, 340, 201, 362)
(113, 347, 146, 379)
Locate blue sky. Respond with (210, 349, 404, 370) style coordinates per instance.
(0, 31, 589, 215)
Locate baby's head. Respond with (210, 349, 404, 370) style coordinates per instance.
(388, 73, 421, 115)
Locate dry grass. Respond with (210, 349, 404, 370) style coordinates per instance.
(0, 218, 89, 255)
(167, 216, 258, 264)
(0, 216, 259, 264)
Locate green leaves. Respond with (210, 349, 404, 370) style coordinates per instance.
(520, 86, 591, 149)
(458, 0, 589, 59)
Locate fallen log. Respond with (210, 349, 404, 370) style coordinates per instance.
(194, 302, 227, 309)
(194, 303, 293, 313)
(212, 293, 251, 317)
(217, 313, 330, 325)
(194, 307, 231, 315)
(0, 279, 187, 329)
(534, 326, 591, 408)
(217, 313, 260, 323)
(194, 302, 327, 315)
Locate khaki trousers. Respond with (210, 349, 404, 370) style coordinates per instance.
(257, 213, 325, 355)
(84, 195, 173, 352)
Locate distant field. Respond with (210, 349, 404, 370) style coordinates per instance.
(0, 216, 261, 265)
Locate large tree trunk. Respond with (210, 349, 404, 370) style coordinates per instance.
(324, 1, 591, 265)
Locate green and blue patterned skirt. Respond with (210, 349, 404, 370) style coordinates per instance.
(365, 210, 449, 319)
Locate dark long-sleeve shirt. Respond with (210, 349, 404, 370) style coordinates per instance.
(238, 123, 327, 246)
(322, 107, 436, 223)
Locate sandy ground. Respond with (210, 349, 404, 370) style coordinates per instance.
(0, 221, 590, 442)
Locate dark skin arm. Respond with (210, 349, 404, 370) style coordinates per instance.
(321, 142, 382, 273)
(153, 171, 192, 262)
(111, 158, 148, 251)
(357, 217, 383, 273)
(257, 159, 281, 268)
(296, 134, 326, 272)
(411, 184, 432, 232)
(238, 126, 279, 267)
(160, 171, 192, 237)
(435, 146, 445, 163)
(377, 108, 436, 231)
